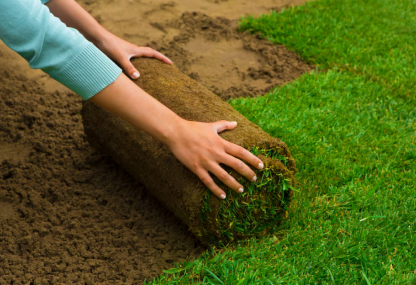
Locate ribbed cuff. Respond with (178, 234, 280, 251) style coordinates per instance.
(49, 43, 122, 100)
(41, 0, 51, 4)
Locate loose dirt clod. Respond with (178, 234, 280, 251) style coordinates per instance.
(82, 58, 297, 245)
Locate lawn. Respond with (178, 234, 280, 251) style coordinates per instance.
(149, 0, 416, 283)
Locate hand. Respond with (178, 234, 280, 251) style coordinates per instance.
(167, 120, 264, 199)
(96, 33, 172, 80)
(45, 0, 172, 79)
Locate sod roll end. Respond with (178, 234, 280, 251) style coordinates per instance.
(82, 58, 297, 245)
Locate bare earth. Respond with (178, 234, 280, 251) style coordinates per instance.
(0, 0, 310, 284)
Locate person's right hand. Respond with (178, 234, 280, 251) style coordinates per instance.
(166, 119, 264, 199)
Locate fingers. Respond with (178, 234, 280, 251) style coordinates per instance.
(197, 164, 244, 200)
(221, 155, 257, 183)
(133, 47, 172, 65)
(212, 120, 262, 181)
(225, 144, 264, 173)
(210, 164, 244, 194)
(213, 120, 237, 134)
(197, 171, 227, 199)
(120, 59, 140, 80)
(124, 47, 172, 79)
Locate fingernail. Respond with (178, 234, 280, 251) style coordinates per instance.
(252, 176, 257, 182)
(238, 188, 244, 193)
(168, 58, 173, 64)
(132, 72, 140, 79)
(258, 163, 264, 169)
(220, 194, 226, 199)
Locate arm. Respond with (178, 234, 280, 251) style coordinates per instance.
(0, 0, 121, 100)
(91, 74, 264, 199)
(45, 0, 172, 80)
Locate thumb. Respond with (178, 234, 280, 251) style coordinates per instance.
(121, 59, 140, 80)
(214, 120, 237, 134)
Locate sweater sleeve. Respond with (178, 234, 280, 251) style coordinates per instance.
(0, 0, 121, 100)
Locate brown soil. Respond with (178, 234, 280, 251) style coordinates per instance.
(0, 71, 205, 284)
(0, 0, 310, 283)
(149, 12, 311, 99)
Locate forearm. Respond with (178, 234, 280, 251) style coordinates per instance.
(89, 73, 183, 145)
(89, 71, 264, 200)
(46, 0, 109, 46)
(0, 0, 121, 100)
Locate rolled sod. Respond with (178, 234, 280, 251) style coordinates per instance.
(82, 58, 297, 245)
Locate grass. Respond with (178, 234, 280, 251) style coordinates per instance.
(200, 148, 293, 245)
(148, 0, 416, 283)
(239, 0, 416, 99)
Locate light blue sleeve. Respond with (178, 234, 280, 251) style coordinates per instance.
(0, 0, 121, 100)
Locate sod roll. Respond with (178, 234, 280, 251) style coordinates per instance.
(82, 58, 297, 245)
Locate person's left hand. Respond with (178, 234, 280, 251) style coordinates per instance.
(96, 33, 172, 80)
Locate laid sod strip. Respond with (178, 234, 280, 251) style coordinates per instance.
(150, 70, 416, 284)
(82, 58, 296, 246)
(239, 0, 416, 98)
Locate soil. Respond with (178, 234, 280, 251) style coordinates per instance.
(149, 12, 311, 99)
(0, 0, 310, 283)
(0, 71, 205, 284)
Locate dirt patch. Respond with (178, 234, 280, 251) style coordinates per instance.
(0, 71, 205, 284)
(82, 0, 310, 44)
(148, 12, 312, 99)
(0, 144, 31, 163)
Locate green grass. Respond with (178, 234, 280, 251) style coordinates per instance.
(239, 0, 416, 99)
(148, 0, 416, 283)
(150, 71, 416, 284)
(200, 148, 293, 245)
